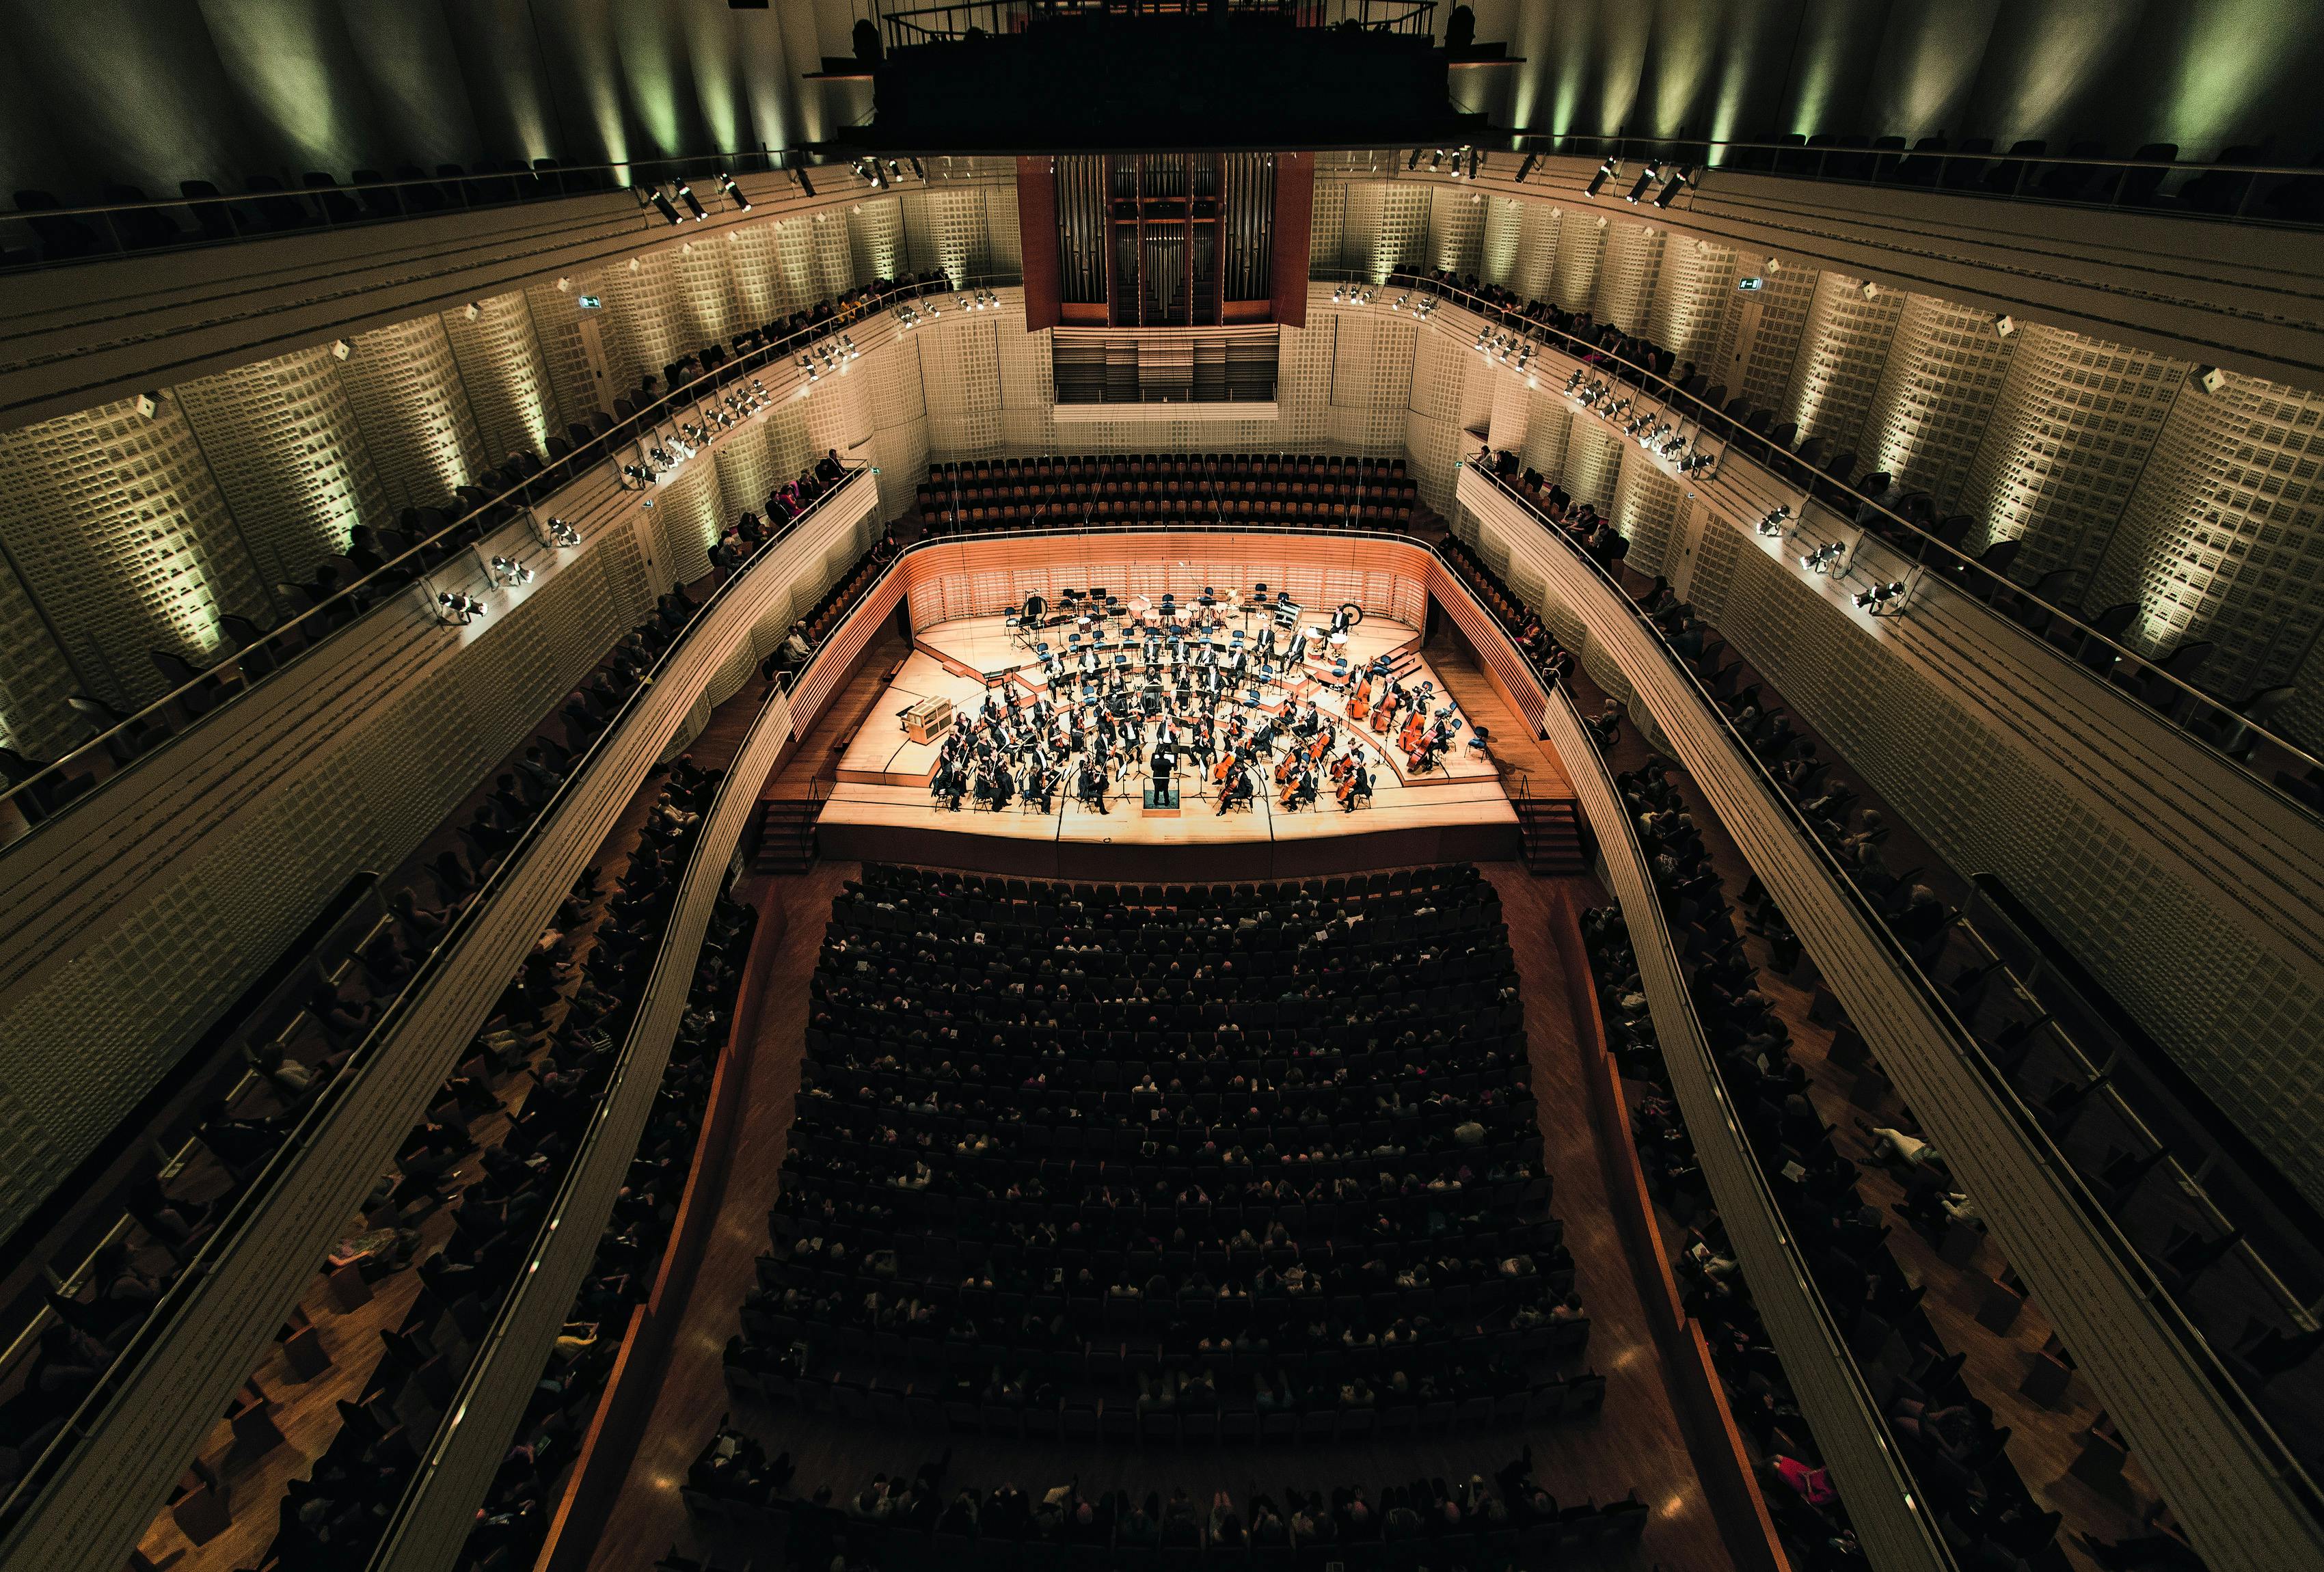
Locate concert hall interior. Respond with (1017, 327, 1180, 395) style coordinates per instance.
(2, 8, 2323, 1572)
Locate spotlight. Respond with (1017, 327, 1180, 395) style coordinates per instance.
(489, 555, 535, 586)
(1584, 158, 1618, 198)
(1624, 161, 1662, 204)
(1407, 148, 1423, 171)
(1800, 541, 1844, 575)
(1653, 166, 1693, 207)
(677, 181, 708, 220)
(541, 516, 581, 548)
(1468, 148, 1482, 180)
(718, 170, 751, 211)
(646, 187, 682, 224)
(1755, 505, 1793, 538)
(436, 591, 487, 625)
(885, 160, 904, 182)
(1429, 150, 1445, 172)
(1852, 580, 1909, 614)
(1515, 153, 1538, 183)
(910, 157, 927, 180)
(794, 167, 815, 198)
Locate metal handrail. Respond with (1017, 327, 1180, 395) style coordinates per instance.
(1467, 461, 2324, 1527)
(1337, 271, 2324, 820)
(0, 273, 1003, 838)
(0, 463, 869, 1548)
(1489, 135, 2324, 227)
(1543, 677, 1956, 1572)
(0, 149, 829, 273)
(882, 0, 1436, 48)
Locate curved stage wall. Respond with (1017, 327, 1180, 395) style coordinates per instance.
(783, 529, 1563, 880)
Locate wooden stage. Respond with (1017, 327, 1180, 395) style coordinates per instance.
(814, 612, 1522, 880)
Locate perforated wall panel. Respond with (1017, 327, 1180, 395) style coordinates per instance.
(771, 217, 818, 317)
(1593, 220, 1664, 337)
(2086, 370, 2324, 695)
(601, 247, 689, 395)
(1522, 393, 1571, 480)
(920, 314, 1003, 461)
(0, 394, 264, 712)
(1550, 213, 1605, 314)
(1480, 196, 1524, 290)
(650, 463, 722, 586)
(0, 547, 75, 755)
(1561, 419, 1622, 509)
(1733, 261, 1820, 416)
(725, 221, 786, 326)
(713, 424, 779, 526)
(339, 316, 486, 513)
(1861, 295, 2016, 512)
(523, 279, 602, 430)
(848, 194, 905, 284)
(1612, 446, 1684, 575)
(671, 238, 744, 351)
(1647, 236, 1740, 369)
(867, 334, 931, 519)
(996, 320, 1057, 452)
(984, 181, 1023, 277)
(1275, 323, 1331, 451)
(1429, 185, 1486, 275)
(442, 292, 560, 467)
(174, 344, 386, 589)
(929, 185, 991, 286)
(1779, 272, 1904, 457)
(813, 210, 854, 298)
(1958, 323, 2185, 593)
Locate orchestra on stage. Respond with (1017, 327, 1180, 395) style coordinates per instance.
(916, 582, 1470, 819)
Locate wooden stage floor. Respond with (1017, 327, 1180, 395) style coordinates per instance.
(814, 614, 1523, 880)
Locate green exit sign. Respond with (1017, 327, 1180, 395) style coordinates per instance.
(578, 294, 604, 310)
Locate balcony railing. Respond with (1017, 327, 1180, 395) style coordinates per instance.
(1464, 462, 2324, 1554)
(0, 273, 989, 845)
(1497, 135, 2324, 230)
(1339, 270, 2324, 826)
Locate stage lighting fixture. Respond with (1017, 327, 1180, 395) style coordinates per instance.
(1515, 154, 1538, 183)
(489, 555, 535, 586)
(543, 516, 581, 548)
(1624, 162, 1661, 203)
(677, 182, 708, 220)
(886, 160, 904, 182)
(1852, 580, 1908, 614)
(1653, 166, 1692, 207)
(794, 167, 815, 197)
(1755, 504, 1792, 537)
(645, 187, 682, 223)
(1468, 148, 1482, 180)
(1407, 148, 1422, 170)
(718, 170, 751, 210)
(1584, 158, 1618, 198)
(910, 157, 927, 180)
(1429, 150, 1445, 171)
(436, 591, 487, 625)
(1800, 541, 1844, 574)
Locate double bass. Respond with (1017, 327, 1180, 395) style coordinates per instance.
(1347, 672, 1371, 721)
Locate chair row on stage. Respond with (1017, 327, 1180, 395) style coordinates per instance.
(918, 453, 1418, 533)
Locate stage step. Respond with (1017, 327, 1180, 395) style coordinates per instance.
(751, 798, 822, 873)
(1513, 798, 1586, 875)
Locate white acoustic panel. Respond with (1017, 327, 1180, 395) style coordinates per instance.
(1561, 419, 1622, 509)
(601, 247, 690, 396)
(1430, 185, 1486, 276)
(1275, 323, 1331, 450)
(671, 237, 745, 352)
(1861, 293, 2016, 512)
(713, 424, 780, 524)
(1522, 393, 1571, 480)
(982, 180, 1023, 276)
(1959, 323, 2186, 593)
(1308, 174, 1347, 272)
(1550, 213, 1606, 314)
(650, 462, 723, 585)
(764, 396, 816, 489)
(1734, 261, 1820, 416)
(1480, 195, 1524, 290)
(1612, 444, 1684, 576)
(1647, 236, 1741, 369)
(995, 319, 1057, 453)
(868, 334, 932, 518)
(1781, 271, 1904, 457)
(0, 547, 76, 756)
(2088, 369, 2324, 696)
(442, 291, 560, 467)
(174, 343, 387, 589)
(848, 193, 906, 283)
(919, 314, 1003, 460)
(814, 209, 855, 298)
(772, 216, 818, 317)
(524, 277, 602, 431)
(0, 394, 266, 711)
(339, 315, 486, 512)
(930, 184, 990, 286)
(726, 221, 787, 326)
(1593, 220, 1665, 337)
(1513, 202, 1561, 303)
(1487, 366, 1532, 456)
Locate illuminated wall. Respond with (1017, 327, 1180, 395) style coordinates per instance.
(1958, 325, 2186, 594)
(1593, 219, 1666, 338)
(1860, 295, 2016, 512)
(337, 318, 488, 513)
(0, 396, 265, 716)
(1550, 212, 1606, 314)
(442, 293, 563, 470)
(175, 344, 386, 588)
(1646, 236, 1741, 371)
(2086, 371, 2324, 695)
(1779, 272, 1904, 459)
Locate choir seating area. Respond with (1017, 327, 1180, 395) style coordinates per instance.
(917, 455, 1418, 534)
(723, 864, 1603, 1444)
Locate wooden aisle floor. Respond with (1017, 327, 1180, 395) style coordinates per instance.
(580, 690, 1728, 1572)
